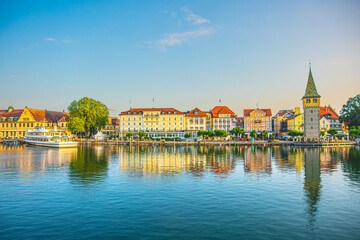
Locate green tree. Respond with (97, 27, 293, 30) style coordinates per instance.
(327, 128, 338, 136)
(349, 128, 360, 138)
(320, 130, 326, 136)
(288, 130, 303, 137)
(214, 129, 228, 137)
(67, 117, 85, 136)
(184, 133, 191, 139)
(68, 97, 109, 137)
(250, 130, 257, 138)
(126, 132, 134, 141)
(138, 131, 146, 140)
(340, 94, 360, 127)
(260, 130, 268, 139)
(230, 127, 245, 137)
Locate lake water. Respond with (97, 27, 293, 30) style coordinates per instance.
(0, 144, 359, 239)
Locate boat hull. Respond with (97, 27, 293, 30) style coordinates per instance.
(24, 140, 78, 148)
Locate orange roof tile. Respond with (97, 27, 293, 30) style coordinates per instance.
(186, 108, 207, 117)
(120, 108, 185, 115)
(243, 108, 272, 117)
(211, 106, 236, 118)
(320, 106, 339, 119)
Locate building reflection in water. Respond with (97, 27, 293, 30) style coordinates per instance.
(243, 146, 272, 175)
(0, 144, 77, 179)
(119, 145, 237, 178)
(303, 147, 321, 230)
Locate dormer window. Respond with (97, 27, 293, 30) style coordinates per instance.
(133, 111, 137, 114)
(194, 110, 199, 115)
(128, 112, 131, 114)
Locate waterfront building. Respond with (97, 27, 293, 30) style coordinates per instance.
(185, 108, 207, 131)
(272, 110, 292, 135)
(302, 67, 321, 139)
(102, 117, 120, 136)
(286, 107, 304, 132)
(243, 108, 272, 133)
(320, 116, 330, 132)
(204, 111, 213, 131)
(119, 108, 186, 135)
(319, 105, 342, 132)
(210, 106, 237, 131)
(236, 117, 244, 129)
(0, 106, 70, 138)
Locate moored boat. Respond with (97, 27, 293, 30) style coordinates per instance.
(24, 126, 77, 148)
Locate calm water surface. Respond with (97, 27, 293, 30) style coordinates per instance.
(0, 144, 359, 239)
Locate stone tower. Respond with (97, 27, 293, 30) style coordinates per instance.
(302, 67, 321, 139)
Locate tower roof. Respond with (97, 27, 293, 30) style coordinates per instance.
(303, 67, 320, 98)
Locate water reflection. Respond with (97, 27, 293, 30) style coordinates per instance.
(303, 148, 322, 230)
(244, 147, 271, 175)
(0, 144, 76, 179)
(69, 145, 109, 185)
(342, 147, 360, 184)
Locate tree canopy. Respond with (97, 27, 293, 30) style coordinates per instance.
(138, 131, 146, 139)
(340, 94, 360, 127)
(67, 97, 109, 137)
(288, 130, 303, 137)
(184, 133, 191, 139)
(327, 128, 338, 136)
(230, 127, 245, 137)
(214, 129, 228, 137)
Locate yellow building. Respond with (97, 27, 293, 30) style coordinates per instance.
(185, 108, 207, 131)
(243, 108, 272, 133)
(272, 110, 293, 135)
(119, 108, 185, 133)
(287, 108, 304, 132)
(320, 116, 330, 131)
(0, 106, 70, 138)
(103, 117, 120, 136)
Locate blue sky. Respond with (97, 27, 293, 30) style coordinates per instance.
(1, 0, 359, 116)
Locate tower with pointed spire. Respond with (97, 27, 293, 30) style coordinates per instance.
(302, 65, 321, 139)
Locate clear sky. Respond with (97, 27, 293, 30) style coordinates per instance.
(1, 0, 359, 117)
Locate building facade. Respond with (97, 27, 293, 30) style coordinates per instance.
(103, 117, 120, 136)
(185, 108, 207, 131)
(303, 67, 321, 139)
(0, 106, 70, 138)
(210, 106, 237, 132)
(244, 108, 272, 133)
(119, 108, 186, 133)
(319, 106, 342, 132)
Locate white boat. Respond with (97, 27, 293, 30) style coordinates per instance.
(24, 126, 78, 148)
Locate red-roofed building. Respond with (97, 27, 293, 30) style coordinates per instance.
(0, 106, 70, 138)
(210, 106, 237, 131)
(319, 105, 342, 132)
(119, 108, 185, 133)
(243, 108, 272, 133)
(185, 108, 207, 131)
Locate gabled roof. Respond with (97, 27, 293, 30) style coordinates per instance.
(120, 108, 185, 115)
(186, 108, 207, 117)
(0, 109, 23, 121)
(211, 106, 236, 118)
(303, 67, 320, 98)
(243, 108, 272, 117)
(320, 106, 339, 119)
(28, 109, 70, 123)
